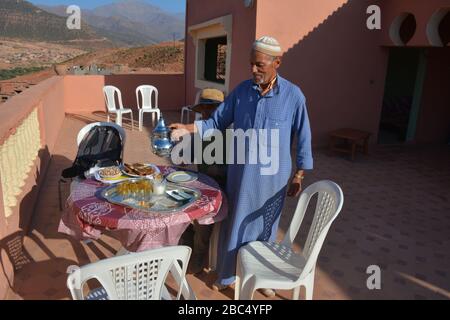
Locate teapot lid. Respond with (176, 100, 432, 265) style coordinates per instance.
(153, 114, 170, 134)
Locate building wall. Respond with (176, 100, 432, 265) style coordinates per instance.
(415, 47, 450, 143)
(379, 0, 450, 143)
(380, 0, 450, 46)
(64, 74, 185, 114)
(257, 0, 388, 145)
(256, 0, 351, 52)
(185, 0, 257, 105)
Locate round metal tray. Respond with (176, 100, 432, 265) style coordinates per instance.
(100, 180, 201, 213)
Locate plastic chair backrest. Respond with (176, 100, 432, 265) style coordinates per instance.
(77, 122, 126, 147)
(281, 180, 344, 276)
(67, 246, 191, 300)
(136, 85, 158, 110)
(103, 85, 124, 112)
(194, 90, 201, 104)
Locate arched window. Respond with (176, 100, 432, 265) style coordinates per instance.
(389, 13, 416, 46)
(427, 8, 450, 46)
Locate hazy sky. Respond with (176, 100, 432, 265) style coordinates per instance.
(29, 0, 186, 13)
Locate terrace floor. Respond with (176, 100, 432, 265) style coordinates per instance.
(4, 111, 450, 300)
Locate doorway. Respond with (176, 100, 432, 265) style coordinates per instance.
(378, 48, 426, 144)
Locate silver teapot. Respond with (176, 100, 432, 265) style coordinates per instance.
(151, 114, 174, 157)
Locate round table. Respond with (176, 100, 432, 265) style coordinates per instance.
(58, 166, 227, 252)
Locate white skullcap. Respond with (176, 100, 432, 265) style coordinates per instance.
(253, 36, 282, 57)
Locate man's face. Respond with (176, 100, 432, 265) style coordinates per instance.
(250, 50, 280, 85)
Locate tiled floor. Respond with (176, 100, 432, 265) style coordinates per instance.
(4, 111, 450, 300)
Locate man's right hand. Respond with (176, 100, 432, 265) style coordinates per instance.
(169, 123, 196, 141)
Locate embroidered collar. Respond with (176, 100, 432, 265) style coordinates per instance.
(252, 74, 282, 97)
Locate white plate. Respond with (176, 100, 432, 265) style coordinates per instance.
(94, 171, 129, 184)
(122, 163, 160, 178)
(166, 171, 198, 183)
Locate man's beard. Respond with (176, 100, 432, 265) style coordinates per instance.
(253, 74, 265, 85)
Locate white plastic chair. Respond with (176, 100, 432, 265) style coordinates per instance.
(76, 121, 126, 150)
(235, 180, 344, 300)
(103, 85, 134, 129)
(58, 122, 126, 211)
(136, 85, 160, 131)
(67, 246, 196, 300)
(77, 122, 126, 176)
(180, 90, 202, 123)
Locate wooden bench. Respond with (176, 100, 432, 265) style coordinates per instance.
(329, 128, 371, 160)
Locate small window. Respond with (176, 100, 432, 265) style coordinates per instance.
(204, 36, 227, 84)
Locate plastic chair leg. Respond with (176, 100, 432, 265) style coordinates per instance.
(240, 275, 257, 300)
(292, 286, 301, 300)
(130, 112, 134, 131)
(303, 271, 315, 300)
(181, 108, 189, 124)
(139, 112, 143, 132)
(234, 259, 242, 300)
(305, 284, 313, 300)
(208, 222, 221, 272)
(116, 247, 130, 256)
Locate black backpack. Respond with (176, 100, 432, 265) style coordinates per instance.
(62, 125, 123, 179)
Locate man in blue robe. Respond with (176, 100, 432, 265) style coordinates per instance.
(170, 36, 313, 296)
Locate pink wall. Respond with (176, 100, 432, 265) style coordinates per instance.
(185, 0, 257, 105)
(0, 77, 66, 299)
(415, 47, 450, 143)
(186, 0, 449, 145)
(64, 76, 105, 113)
(256, 0, 350, 53)
(185, 0, 391, 145)
(104, 74, 185, 112)
(257, 0, 388, 145)
(380, 0, 450, 46)
(64, 74, 185, 114)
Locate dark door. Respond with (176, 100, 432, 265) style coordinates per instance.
(378, 48, 425, 144)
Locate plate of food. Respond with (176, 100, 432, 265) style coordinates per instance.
(94, 166, 129, 184)
(166, 171, 198, 183)
(122, 163, 161, 179)
(97, 166, 123, 179)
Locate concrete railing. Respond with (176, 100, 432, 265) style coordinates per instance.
(0, 76, 66, 299)
(0, 109, 41, 219)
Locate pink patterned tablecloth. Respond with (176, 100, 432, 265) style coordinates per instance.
(58, 166, 227, 252)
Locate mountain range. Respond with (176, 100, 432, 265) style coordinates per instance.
(0, 0, 185, 46)
(0, 0, 100, 42)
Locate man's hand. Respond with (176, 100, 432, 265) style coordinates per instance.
(169, 123, 196, 141)
(287, 171, 304, 197)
